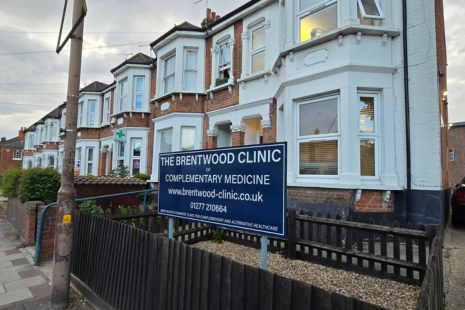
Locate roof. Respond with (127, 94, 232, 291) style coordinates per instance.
(150, 21, 205, 48)
(80, 81, 109, 93)
(0, 136, 24, 148)
(110, 52, 154, 73)
(74, 176, 146, 186)
(207, 0, 261, 29)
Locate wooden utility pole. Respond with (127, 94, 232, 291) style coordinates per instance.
(51, 0, 86, 308)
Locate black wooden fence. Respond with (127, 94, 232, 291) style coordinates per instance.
(71, 211, 386, 310)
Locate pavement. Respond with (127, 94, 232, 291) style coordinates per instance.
(0, 218, 52, 309)
(443, 218, 465, 309)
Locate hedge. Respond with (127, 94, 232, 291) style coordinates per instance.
(17, 168, 61, 204)
(1, 167, 23, 198)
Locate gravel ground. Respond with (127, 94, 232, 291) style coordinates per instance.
(193, 241, 420, 310)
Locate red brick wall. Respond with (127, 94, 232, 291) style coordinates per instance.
(353, 190, 394, 212)
(37, 205, 56, 261)
(449, 125, 465, 185)
(6, 198, 44, 244)
(0, 146, 23, 175)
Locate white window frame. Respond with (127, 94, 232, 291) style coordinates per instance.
(183, 49, 198, 91)
(180, 126, 196, 151)
(49, 121, 59, 141)
(218, 42, 231, 79)
(86, 147, 94, 175)
(163, 54, 176, 94)
(130, 138, 142, 176)
(119, 79, 128, 112)
(75, 147, 82, 172)
(48, 155, 55, 168)
(115, 141, 125, 169)
(297, 0, 338, 42)
(13, 150, 22, 160)
(296, 94, 340, 178)
(249, 24, 266, 75)
(450, 148, 455, 162)
(133, 77, 144, 110)
(88, 100, 97, 126)
(358, 92, 380, 179)
(357, 0, 384, 20)
(103, 96, 111, 125)
(78, 101, 84, 127)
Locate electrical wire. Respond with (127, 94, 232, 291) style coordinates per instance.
(0, 102, 58, 107)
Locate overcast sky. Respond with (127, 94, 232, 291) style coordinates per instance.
(0, 0, 463, 140)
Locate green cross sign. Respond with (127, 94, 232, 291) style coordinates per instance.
(116, 130, 125, 139)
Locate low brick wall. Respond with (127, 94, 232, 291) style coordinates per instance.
(6, 198, 43, 244)
(38, 205, 56, 261)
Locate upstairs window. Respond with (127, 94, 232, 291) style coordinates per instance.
(88, 100, 96, 126)
(78, 102, 84, 126)
(134, 77, 144, 110)
(50, 122, 59, 140)
(184, 50, 197, 91)
(13, 150, 22, 160)
(358, 0, 384, 25)
(299, 0, 337, 42)
(250, 26, 265, 74)
(450, 148, 455, 161)
(103, 97, 110, 124)
(26, 133, 35, 149)
(164, 55, 176, 94)
(218, 42, 231, 81)
(119, 79, 128, 111)
(358, 93, 378, 177)
(40, 127, 46, 144)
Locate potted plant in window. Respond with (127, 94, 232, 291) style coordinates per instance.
(215, 77, 229, 86)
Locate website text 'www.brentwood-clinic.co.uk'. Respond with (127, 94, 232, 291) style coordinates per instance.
(158, 144, 287, 237)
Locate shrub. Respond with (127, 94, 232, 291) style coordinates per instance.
(17, 168, 61, 203)
(79, 200, 103, 215)
(1, 168, 23, 198)
(133, 173, 150, 181)
(109, 162, 130, 178)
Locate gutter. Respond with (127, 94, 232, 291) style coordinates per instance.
(402, 0, 412, 222)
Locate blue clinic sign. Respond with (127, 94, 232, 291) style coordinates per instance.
(158, 143, 287, 237)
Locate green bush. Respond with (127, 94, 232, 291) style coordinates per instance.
(1, 168, 23, 198)
(133, 173, 150, 181)
(79, 200, 103, 215)
(17, 168, 61, 203)
(109, 162, 130, 178)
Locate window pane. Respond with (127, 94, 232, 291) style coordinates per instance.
(251, 51, 265, 74)
(28, 160, 32, 168)
(360, 139, 375, 176)
(165, 56, 175, 76)
(450, 148, 455, 161)
(87, 163, 93, 175)
(299, 98, 338, 136)
(135, 95, 143, 109)
(358, 5, 374, 25)
(160, 129, 173, 153)
(181, 127, 195, 151)
(300, 0, 324, 12)
(89, 114, 95, 126)
(186, 51, 197, 70)
(49, 156, 54, 167)
(300, 140, 338, 175)
(118, 142, 125, 157)
(300, 3, 337, 42)
(136, 77, 144, 92)
(219, 44, 231, 66)
(252, 27, 265, 50)
(132, 139, 142, 156)
(185, 71, 197, 90)
(89, 101, 96, 112)
(120, 80, 127, 96)
(132, 159, 140, 174)
(164, 75, 174, 94)
(360, 96, 375, 133)
(88, 148, 93, 161)
(360, 0, 381, 16)
(51, 124, 58, 140)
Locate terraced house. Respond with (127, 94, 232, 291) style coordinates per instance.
(13, 0, 449, 227)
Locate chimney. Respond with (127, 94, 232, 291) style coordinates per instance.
(1, 137, 6, 142)
(18, 127, 25, 141)
(212, 12, 216, 20)
(207, 8, 211, 19)
(216, 15, 221, 20)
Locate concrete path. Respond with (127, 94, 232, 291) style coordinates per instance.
(0, 219, 51, 309)
(443, 219, 465, 309)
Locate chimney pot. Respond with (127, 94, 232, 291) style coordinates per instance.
(212, 12, 216, 20)
(207, 8, 211, 19)
(216, 15, 220, 20)
(1, 137, 6, 142)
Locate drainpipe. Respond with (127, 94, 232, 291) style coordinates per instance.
(402, 0, 412, 223)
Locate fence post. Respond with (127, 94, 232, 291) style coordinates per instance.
(288, 208, 296, 259)
(427, 224, 440, 249)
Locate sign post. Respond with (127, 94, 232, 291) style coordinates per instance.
(158, 143, 287, 268)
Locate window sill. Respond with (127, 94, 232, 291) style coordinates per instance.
(12, 158, 22, 161)
(206, 81, 234, 94)
(111, 110, 150, 118)
(288, 180, 403, 191)
(237, 70, 272, 87)
(152, 91, 206, 103)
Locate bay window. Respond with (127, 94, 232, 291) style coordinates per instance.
(298, 96, 339, 176)
(160, 129, 173, 153)
(298, 0, 337, 42)
(163, 55, 176, 94)
(88, 100, 96, 126)
(250, 25, 265, 74)
(119, 79, 128, 111)
(134, 77, 144, 110)
(103, 97, 110, 124)
(184, 50, 197, 91)
(78, 102, 84, 127)
(359, 93, 378, 177)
